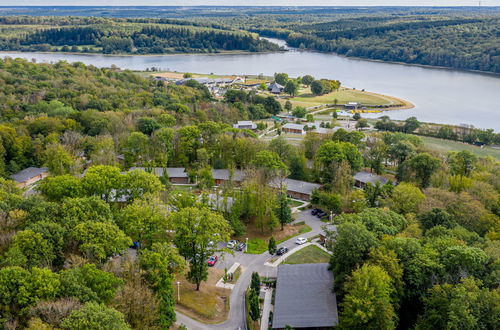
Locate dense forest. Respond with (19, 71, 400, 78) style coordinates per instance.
(0, 7, 499, 72)
(0, 16, 282, 54)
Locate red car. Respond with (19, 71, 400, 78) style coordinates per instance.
(208, 256, 218, 267)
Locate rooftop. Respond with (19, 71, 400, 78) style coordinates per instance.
(10, 167, 49, 183)
(271, 178, 321, 195)
(212, 169, 246, 182)
(353, 171, 389, 185)
(273, 263, 338, 329)
(282, 123, 305, 131)
(129, 167, 188, 178)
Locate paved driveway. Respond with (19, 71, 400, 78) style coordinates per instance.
(176, 209, 326, 329)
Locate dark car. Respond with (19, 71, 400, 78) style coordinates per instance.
(236, 243, 246, 251)
(311, 208, 321, 216)
(316, 210, 328, 219)
(276, 247, 289, 256)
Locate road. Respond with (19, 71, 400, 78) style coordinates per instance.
(175, 209, 325, 329)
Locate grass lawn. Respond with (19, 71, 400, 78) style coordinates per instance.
(244, 222, 312, 254)
(283, 245, 331, 265)
(420, 136, 500, 161)
(288, 199, 304, 208)
(175, 268, 230, 323)
(286, 87, 401, 108)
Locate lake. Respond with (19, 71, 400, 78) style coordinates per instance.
(2, 43, 499, 130)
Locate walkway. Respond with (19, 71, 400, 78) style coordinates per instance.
(260, 288, 273, 330)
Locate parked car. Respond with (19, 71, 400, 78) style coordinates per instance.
(276, 247, 289, 256)
(316, 210, 327, 219)
(311, 208, 322, 216)
(295, 237, 308, 245)
(208, 256, 218, 267)
(227, 240, 237, 249)
(236, 243, 246, 251)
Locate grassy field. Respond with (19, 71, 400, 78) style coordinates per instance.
(286, 87, 404, 108)
(283, 245, 331, 264)
(420, 136, 500, 161)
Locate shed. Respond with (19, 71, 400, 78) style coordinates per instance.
(233, 121, 257, 130)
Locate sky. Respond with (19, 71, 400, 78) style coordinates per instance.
(2, 1, 500, 7)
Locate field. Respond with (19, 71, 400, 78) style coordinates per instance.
(420, 136, 500, 161)
(282, 245, 331, 264)
(286, 87, 412, 109)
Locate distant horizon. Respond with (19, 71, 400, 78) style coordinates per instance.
(3, 0, 500, 8)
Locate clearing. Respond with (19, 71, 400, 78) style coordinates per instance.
(285, 87, 412, 109)
(419, 136, 500, 161)
(282, 245, 331, 265)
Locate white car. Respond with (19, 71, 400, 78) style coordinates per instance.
(295, 237, 307, 245)
(227, 240, 237, 249)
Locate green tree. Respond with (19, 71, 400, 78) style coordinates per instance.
(118, 196, 170, 248)
(60, 302, 130, 330)
(37, 174, 83, 201)
(301, 74, 315, 86)
(386, 183, 425, 214)
(121, 169, 162, 201)
(248, 289, 260, 322)
(140, 243, 184, 328)
(252, 150, 288, 181)
(407, 153, 440, 188)
(284, 80, 299, 96)
(274, 73, 289, 85)
(136, 117, 160, 136)
(4, 230, 55, 269)
(251, 271, 260, 293)
(292, 106, 307, 118)
(355, 118, 369, 130)
(284, 100, 293, 112)
(448, 150, 477, 177)
(339, 264, 396, 330)
(44, 143, 74, 175)
(441, 246, 489, 283)
(171, 207, 231, 290)
(81, 165, 122, 202)
(328, 222, 379, 294)
(60, 264, 122, 304)
(124, 132, 149, 166)
(416, 278, 499, 330)
(71, 222, 132, 263)
(334, 208, 407, 238)
(403, 116, 420, 133)
(417, 208, 455, 231)
(352, 112, 361, 121)
(275, 190, 292, 230)
(268, 237, 277, 255)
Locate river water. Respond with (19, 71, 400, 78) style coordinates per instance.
(2, 40, 499, 130)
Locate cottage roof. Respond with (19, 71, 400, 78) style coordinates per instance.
(271, 178, 321, 195)
(211, 169, 246, 182)
(353, 171, 389, 185)
(10, 167, 48, 183)
(273, 263, 338, 329)
(129, 167, 188, 178)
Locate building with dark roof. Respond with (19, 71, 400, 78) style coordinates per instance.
(273, 263, 338, 329)
(212, 169, 246, 186)
(268, 82, 284, 94)
(271, 178, 321, 201)
(129, 167, 189, 184)
(10, 167, 49, 188)
(353, 171, 390, 189)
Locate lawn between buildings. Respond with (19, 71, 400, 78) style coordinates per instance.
(282, 245, 331, 265)
(243, 221, 312, 254)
